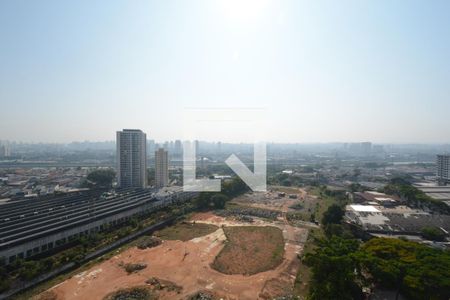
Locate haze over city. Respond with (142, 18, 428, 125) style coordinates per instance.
(1, 0, 450, 143)
(2, 1, 450, 300)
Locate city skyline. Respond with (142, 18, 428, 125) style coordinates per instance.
(1, 0, 450, 143)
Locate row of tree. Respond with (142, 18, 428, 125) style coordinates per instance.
(193, 177, 249, 210)
(383, 178, 450, 214)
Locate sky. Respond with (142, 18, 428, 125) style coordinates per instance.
(0, 0, 449, 144)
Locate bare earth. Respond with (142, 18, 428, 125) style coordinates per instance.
(40, 200, 308, 300)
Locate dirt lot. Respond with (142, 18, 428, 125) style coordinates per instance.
(212, 226, 284, 275)
(38, 195, 308, 300)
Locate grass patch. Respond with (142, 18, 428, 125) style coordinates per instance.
(154, 222, 218, 241)
(212, 226, 284, 275)
(309, 187, 341, 223)
(293, 227, 325, 298)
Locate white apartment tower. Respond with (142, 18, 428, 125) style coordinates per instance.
(155, 148, 169, 188)
(116, 129, 147, 188)
(437, 154, 450, 184)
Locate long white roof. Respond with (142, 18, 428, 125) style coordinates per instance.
(349, 204, 380, 212)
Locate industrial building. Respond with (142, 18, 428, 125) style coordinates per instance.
(414, 184, 450, 208)
(352, 191, 400, 207)
(116, 129, 147, 188)
(345, 204, 450, 240)
(0, 187, 196, 265)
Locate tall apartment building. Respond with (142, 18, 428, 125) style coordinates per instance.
(155, 148, 168, 188)
(116, 129, 147, 188)
(437, 154, 450, 184)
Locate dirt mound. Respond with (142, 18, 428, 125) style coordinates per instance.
(136, 236, 162, 249)
(119, 262, 147, 274)
(103, 286, 157, 300)
(187, 290, 219, 300)
(145, 277, 182, 293)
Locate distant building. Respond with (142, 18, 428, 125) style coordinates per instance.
(147, 139, 156, 157)
(116, 129, 147, 188)
(437, 154, 450, 184)
(155, 148, 169, 188)
(361, 142, 372, 155)
(353, 191, 400, 207)
(0, 142, 11, 157)
(174, 140, 182, 158)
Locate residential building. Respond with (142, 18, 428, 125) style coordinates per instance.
(437, 154, 450, 184)
(116, 129, 147, 188)
(155, 148, 168, 188)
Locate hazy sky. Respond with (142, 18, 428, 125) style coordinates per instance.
(1, 0, 449, 143)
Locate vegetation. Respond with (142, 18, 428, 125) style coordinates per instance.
(321, 204, 344, 225)
(85, 168, 116, 189)
(121, 262, 147, 274)
(193, 177, 249, 210)
(145, 277, 182, 293)
(103, 286, 157, 300)
(421, 226, 446, 242)
(361, 238, 450, 300)
(212, 226, 284, 275)
(135, 236, 162, 250)
(310, 185, 349, 222)
(188, 291, 218, 300)
(304, 237, 363, 300)
(1, 201, 194, 296)
(154, 222, 218, 241)
(298, 184, 450, 300)
(383, 178, 450, 214)
(303, 206, 450, 300)
(194, 193, 229, 209)
(305, 235, 450, 300)
(215, 206, 280, 220)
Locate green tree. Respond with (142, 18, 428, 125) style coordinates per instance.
(322, 204, 344, 225)
(421, 226, 446, 242)
(211, 194, 228, 209)
(304, 237, 363, 300)
(361, 238, 450, 300)
(86, 168, 116, 188)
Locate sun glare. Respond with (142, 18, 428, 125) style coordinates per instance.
(218, 0, 271, 25)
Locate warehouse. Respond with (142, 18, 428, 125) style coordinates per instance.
(0, 188, 196, 264)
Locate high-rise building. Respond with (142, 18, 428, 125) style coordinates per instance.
(116, 129, 147, 188)
(155, 148, 169, 188)
(174, 140, 182, 158)
(147, 139, 156, 157)
(437, 154, 450, 184)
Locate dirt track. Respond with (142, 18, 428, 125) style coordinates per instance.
(41, 199, 308, 299)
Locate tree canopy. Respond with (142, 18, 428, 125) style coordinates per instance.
(305, 236, 450, 300)
(86, 168, 115, 188)
(322, 204, 344, 225)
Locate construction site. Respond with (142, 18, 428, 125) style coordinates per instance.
(34, 188, 310, 300)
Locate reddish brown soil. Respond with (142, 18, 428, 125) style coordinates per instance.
(41, 212, 307, 300)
